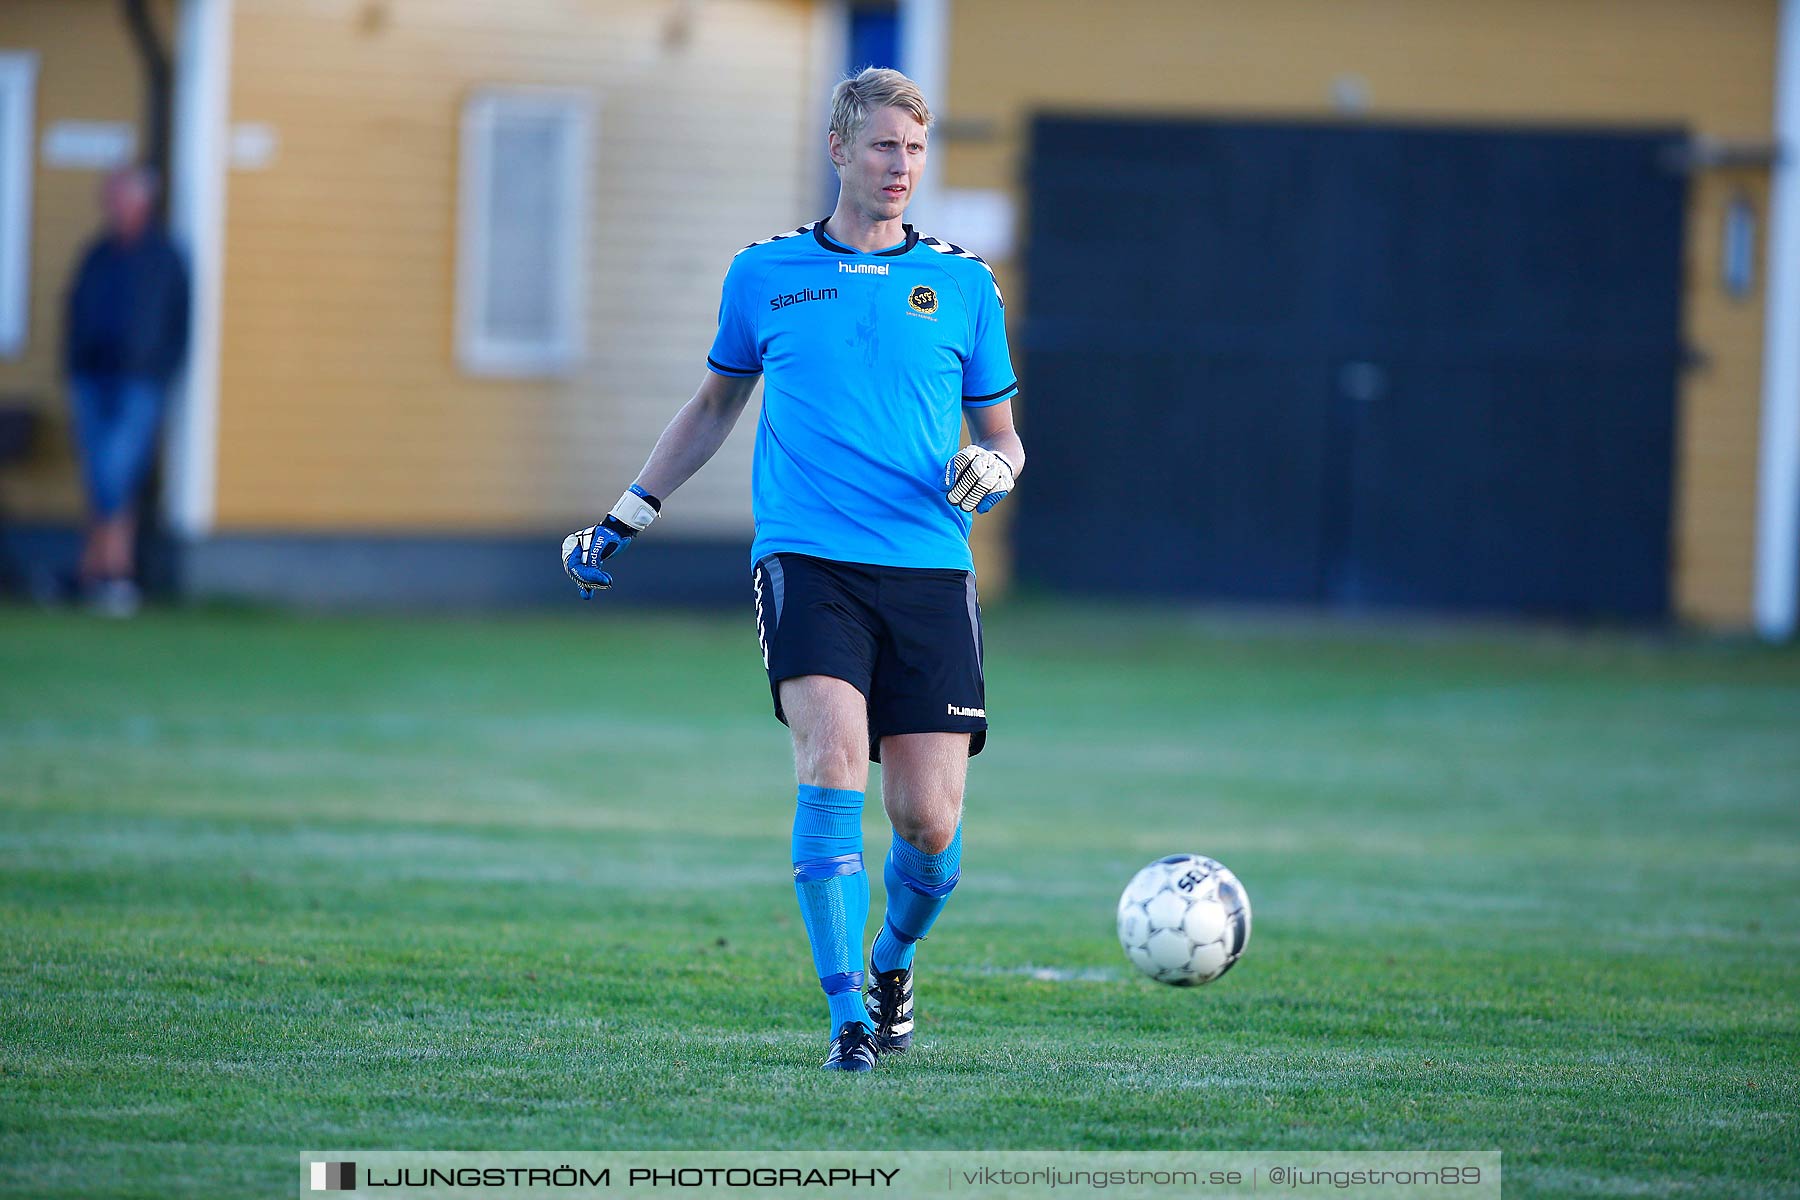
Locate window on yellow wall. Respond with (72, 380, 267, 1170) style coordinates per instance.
(0, 51, 37, 360)
(456, 88, 593, 377)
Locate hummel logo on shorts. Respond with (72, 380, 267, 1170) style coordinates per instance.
(947, 703, 986, 718)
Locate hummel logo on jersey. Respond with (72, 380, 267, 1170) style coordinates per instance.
(838, 262, 889, 275)
(769, 287, 839, 311)
(947, 703, 986, 718)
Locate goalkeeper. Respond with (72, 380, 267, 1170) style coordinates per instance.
(563, 67, 1023, 1073)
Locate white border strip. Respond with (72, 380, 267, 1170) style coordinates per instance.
(807, 1, 847, 215)
(898, 0, 948, 230)
(1756, 0, 1800, 638)
(164, 0, 232, 537)
(0, 52, 37, 359)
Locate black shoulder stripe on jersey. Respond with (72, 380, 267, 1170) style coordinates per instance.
(920, 235, 990, 266)
(919, 234, 1005, 305)
(737, 221, 819, 255)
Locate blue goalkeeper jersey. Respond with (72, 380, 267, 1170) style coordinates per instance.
(707, 220, 1018, 571)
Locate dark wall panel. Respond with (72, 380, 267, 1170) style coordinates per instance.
(1015, 116, 1686, 620)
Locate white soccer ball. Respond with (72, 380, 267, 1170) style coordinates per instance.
(1116, 854, 1252, 986)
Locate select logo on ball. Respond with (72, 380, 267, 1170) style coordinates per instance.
(1117, 854, 1252, 986)
(908, 285, 938, 316)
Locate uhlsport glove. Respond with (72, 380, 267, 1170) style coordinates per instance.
(944, 445, 1016, 514)
(562, 485, 660, 597)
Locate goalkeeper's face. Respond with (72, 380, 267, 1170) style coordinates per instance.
(832, 105, 928, 225)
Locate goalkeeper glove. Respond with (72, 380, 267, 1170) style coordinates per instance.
(562, 485, 660, 597)
(944, 445, 1016, 514)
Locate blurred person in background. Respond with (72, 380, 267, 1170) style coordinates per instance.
(563, 68, 1024, 1072)
(61, 164, 190, 617)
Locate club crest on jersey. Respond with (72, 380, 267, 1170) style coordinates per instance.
(908, 285, 938, 317)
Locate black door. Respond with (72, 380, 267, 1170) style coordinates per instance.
(1014, 116, 1686, 619)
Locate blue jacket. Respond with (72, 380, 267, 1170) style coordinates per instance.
(63, 230, 191, 383)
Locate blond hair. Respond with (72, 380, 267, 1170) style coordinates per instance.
(829, 67, 933, 149)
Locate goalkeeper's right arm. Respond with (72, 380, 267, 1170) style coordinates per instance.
(561, 371, 760, 596)
(633, 371, 761, 501)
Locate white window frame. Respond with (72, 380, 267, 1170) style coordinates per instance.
(0, 51, 38, 360)
(455, 87, 594, 378)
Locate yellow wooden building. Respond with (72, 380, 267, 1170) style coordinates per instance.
(1, 0, 835, 606)
(0, 0, 1795, 631)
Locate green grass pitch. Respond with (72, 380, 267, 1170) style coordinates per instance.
(1, 604, 1796, 1197)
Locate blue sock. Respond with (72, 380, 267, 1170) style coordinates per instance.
(791, 785, 871, 1033)
(872, 825, 962, 974)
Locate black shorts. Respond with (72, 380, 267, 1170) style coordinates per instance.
(753, 553, 986, 762)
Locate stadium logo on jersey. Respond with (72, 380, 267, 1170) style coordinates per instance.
(838, 262, 889, 275)
(908, 286, 938, 316)
(768, 287, 839, 311)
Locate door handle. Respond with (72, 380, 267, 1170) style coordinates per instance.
(1338, 361, 1388, 403)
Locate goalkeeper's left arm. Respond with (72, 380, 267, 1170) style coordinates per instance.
(562, 371, 760, 596)
(945, 400, 1025, 515)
